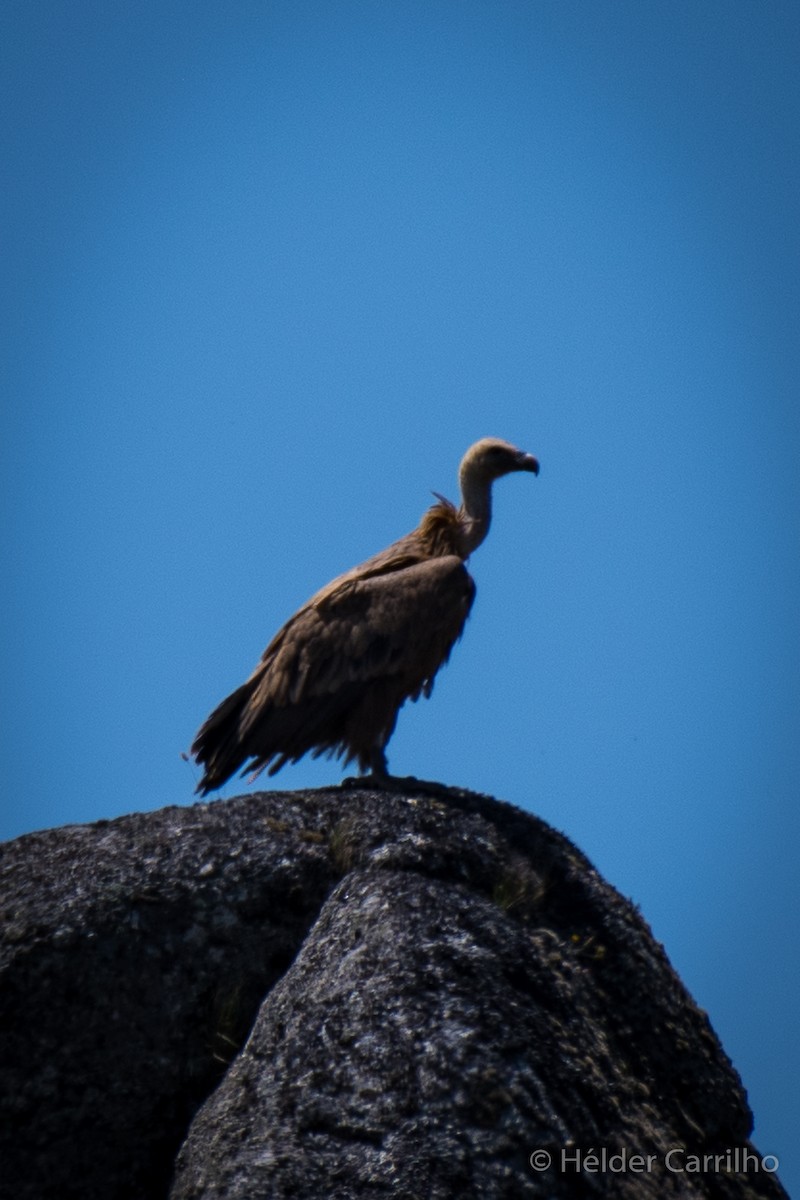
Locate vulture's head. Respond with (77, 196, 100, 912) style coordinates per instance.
(459, 438, 540, 489)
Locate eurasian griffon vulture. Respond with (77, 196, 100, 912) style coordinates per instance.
(191, 438, 538, 793)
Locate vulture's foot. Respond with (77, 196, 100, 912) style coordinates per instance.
(340, 771, 451, 799)
(340, 747, 393, 790)
(340, 772, 391, 791)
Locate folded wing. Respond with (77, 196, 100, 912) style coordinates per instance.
(191, 555, 474, 791)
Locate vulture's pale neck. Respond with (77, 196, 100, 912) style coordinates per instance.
(457, 466, 494, 556)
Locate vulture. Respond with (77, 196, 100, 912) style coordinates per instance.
(191, 437, 539, 794)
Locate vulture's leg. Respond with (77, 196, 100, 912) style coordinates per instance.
(368, 746, 390, 778)
(340, 746, 391, 789)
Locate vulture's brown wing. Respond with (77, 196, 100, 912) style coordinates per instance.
(191, 554, 474, 789)
(243, 554, 475, 721)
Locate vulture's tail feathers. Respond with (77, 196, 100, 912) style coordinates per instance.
(192, 678, 367, 794)
(191, 680, 255, 795)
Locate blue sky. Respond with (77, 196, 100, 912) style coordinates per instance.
(2, 0, 798, 1186)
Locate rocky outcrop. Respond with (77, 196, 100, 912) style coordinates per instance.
(0, 784, 787, 1199)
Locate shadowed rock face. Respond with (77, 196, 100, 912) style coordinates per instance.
(0, 785, 787, 1200)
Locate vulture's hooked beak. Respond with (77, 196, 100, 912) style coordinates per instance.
(517, 451, 540, 476)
